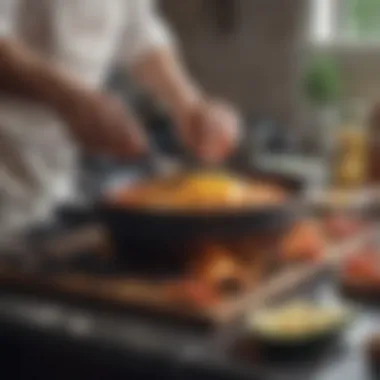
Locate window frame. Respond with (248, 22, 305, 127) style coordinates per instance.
(310, 0, 380, 50)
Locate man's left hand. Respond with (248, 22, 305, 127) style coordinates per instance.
(176, 99, 241, 163)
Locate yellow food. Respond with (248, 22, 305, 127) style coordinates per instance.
(109, 171, 287, 211)
(249, 301, 348, 339)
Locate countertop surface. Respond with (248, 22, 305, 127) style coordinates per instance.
(0, 156, 373, 379)
(0, 275, 377, 380)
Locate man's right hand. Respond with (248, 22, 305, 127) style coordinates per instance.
(60, 89, 148, 158)
(0, 39, 147, 158)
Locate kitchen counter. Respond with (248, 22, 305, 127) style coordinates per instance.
(0, 156, 374, 379)
(0, 275, 377, 380)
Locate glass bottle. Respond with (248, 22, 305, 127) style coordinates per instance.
(333, 100, 368, 189)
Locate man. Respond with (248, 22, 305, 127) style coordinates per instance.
(0, 0, 240, 239)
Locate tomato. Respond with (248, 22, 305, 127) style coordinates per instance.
(342, 255, 376, 279)
(280, 220, 325, 262)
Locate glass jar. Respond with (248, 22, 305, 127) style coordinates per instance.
(333, 100, 368, 189)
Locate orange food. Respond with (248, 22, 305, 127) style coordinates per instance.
(341, 253, 380, 282)
(188, 243, 250, 293)
(166, 279, 219, 308)
(280, 219, 325, 262)
(108, 172, 287, 211)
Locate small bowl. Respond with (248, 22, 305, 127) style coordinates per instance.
(245, 305, 354, 359)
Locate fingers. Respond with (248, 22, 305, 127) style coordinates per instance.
(215, 102, 241, 159)
(116, 112, 148, 158)
(68, 91, 240, 163)
(188, 101, 241, 163)
(70, 95, 147, 159)
(196, 103, 219, 162)
(100, 100, 147, 158)
(185, 103, 215, 161)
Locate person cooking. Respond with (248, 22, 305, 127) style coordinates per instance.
(0, 0, 240, 240)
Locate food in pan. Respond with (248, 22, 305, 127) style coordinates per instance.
(280, 219, 325, 262)
(188, 243, 250, 295)
(108, 171, 288, 211)
(166, 239, 267, 307)
(248, 301, 351, 341)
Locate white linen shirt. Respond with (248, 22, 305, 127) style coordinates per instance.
(0, 0, 173, 239)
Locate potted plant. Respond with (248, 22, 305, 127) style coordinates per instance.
(303, 55, 341, 156)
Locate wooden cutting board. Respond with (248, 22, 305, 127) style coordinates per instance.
(0, 262, 327, 329)
(0, 227, 374, 329)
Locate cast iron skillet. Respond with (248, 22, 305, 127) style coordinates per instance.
(95, 165, 306, 241)
(57, 162, 306, 274)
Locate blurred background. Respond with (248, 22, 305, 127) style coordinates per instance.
(97, 0, 378, 189)
(3, 1, 380, 379)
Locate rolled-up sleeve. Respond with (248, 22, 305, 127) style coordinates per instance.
(120, 0, 175, 67)
(0, 0, 19, 36)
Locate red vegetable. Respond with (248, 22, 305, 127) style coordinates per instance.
(280, 220, 325, 262)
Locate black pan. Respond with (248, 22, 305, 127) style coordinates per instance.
(98, 173, 305, 237)
(93, 166, 304, 270)
(51, 163, 306, 274)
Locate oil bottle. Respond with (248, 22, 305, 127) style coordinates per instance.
(333, 102, 367, 189)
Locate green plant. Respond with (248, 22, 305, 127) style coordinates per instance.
(303, 56, 341, 107)
(349, 0, 380, 38)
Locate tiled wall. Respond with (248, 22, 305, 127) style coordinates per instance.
(160, 0, 308, 127)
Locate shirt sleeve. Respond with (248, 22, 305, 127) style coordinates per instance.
(51, 0, 129, 87)
(120, 0, 175, 67)
(0, 0, 19, 36)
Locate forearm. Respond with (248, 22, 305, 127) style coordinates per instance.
(131, 47, 203, 120)
(0, 38, 84, 113)
(130, 43, 239, 163)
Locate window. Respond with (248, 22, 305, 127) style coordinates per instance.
(311, 0, 380, 44)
